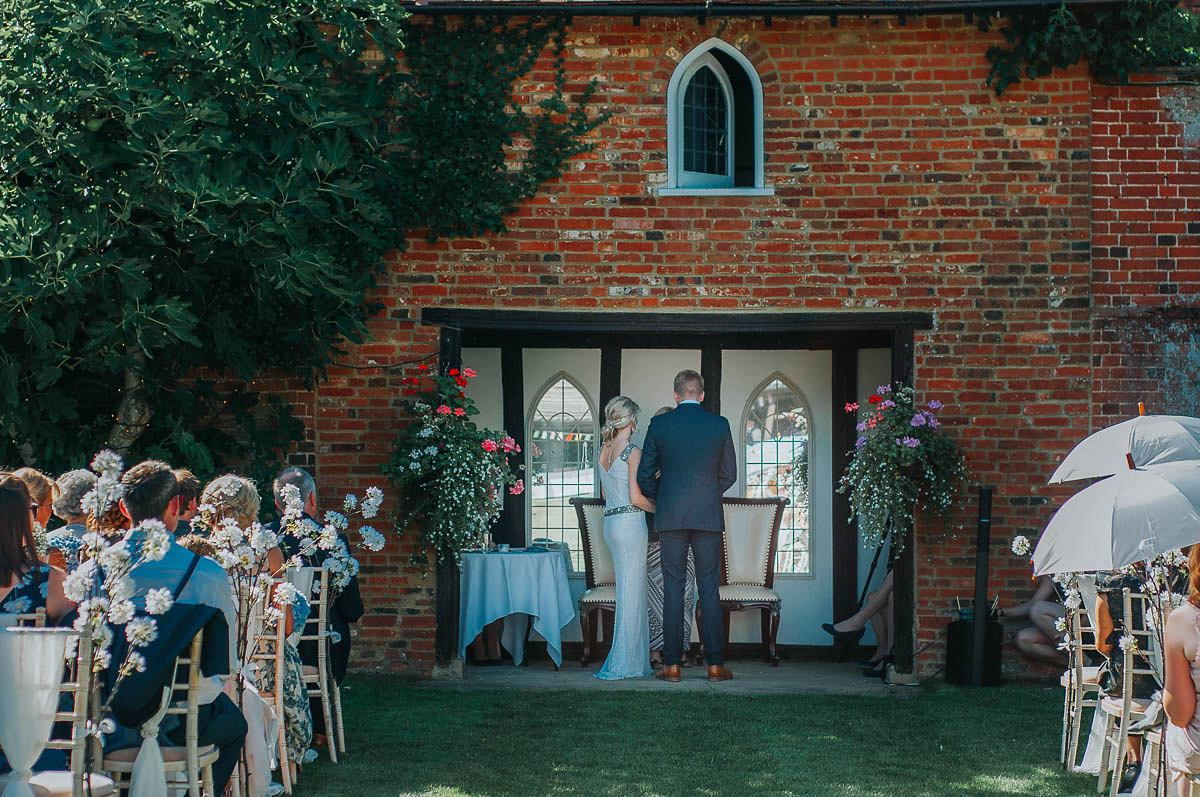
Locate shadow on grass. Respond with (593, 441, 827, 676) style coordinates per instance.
(301, 678, 1094, 796)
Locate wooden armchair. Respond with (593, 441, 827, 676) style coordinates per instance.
(570, 497, 616, 666)
(719, 497, 787, 666)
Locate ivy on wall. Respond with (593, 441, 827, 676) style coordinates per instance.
(981, 0, 1200, 94)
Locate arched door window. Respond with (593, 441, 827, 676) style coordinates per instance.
(528, 373, 597, 571)
(743, 374, 811, 575)
(681, 56, 733, 186)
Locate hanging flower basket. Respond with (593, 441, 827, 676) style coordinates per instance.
(837, 383, 968, 552)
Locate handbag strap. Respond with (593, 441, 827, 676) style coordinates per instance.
(173, 553, 202, 601)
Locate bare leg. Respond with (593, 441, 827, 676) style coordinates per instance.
(1029, 600, 1065, 642)
(1015, 626, 1067, 667)
(834, 571, 894, 632)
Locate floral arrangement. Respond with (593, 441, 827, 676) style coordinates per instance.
(273, 481, 386, 593)
(837, 384, 967, 552)
(385, 364, 523, 567)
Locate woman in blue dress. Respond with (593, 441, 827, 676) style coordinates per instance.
(0, 473, 73, 622)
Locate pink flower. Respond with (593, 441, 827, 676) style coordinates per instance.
(502, 436, 516, 453)
(509, 479, 524, 496)
(462, 367, 477, 378)
(454, 408, 466, 417)
(844, 402, 859, 413)
(436, 405, 452, 415)
(482, 439, 498, 453)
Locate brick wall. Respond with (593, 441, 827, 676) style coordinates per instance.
(284, 14, 1198, 678)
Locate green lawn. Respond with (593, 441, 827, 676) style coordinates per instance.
(302, 678, 1094, 796)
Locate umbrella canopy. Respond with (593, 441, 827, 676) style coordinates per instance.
(1049, 414, 1200, 484)
(1033, 462, 1200, 575)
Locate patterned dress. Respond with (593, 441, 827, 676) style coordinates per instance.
(0, 564, 51, 616)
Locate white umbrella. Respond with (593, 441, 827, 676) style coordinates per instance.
(1033, 461, 1200, 575)
(1049, 414, 1200, 484)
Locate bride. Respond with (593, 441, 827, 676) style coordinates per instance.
(594, 396, 655, 680)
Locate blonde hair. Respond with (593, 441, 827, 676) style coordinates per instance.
(601, 396, 640, 444)
(12, 467, 54, 508)
(200, 475, 261, 529)
(654, 406, 673, 417)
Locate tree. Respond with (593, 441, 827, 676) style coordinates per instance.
(0, 1, 603, 479)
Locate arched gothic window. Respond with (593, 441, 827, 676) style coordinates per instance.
(528, 373, 597, 571)
(665, 38, 768, 194)
(743, 374, 812, 575)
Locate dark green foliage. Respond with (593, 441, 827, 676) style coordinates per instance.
(0, 1, 604, 481)
(983, 0, 1200, 94)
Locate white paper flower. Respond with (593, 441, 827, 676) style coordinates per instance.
(145, 587, 173, 616)
(126, 617, 158, 647)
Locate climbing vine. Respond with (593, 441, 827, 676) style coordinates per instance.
(981, 0, 1200, 94)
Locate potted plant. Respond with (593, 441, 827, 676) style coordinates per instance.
(838, 383, 967, 552)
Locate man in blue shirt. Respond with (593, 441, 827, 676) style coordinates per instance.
(118, 461, 246, 794)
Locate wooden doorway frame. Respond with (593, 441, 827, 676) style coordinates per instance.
(424, 309, 932, 675)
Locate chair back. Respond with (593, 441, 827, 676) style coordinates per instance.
(297, 566, 332, 656)
(247, 582, 287, 699)
(41, 630, 96, 797)
(0, 608, 47, 627)
(570, 498, 614, 590)
(1117, 589, 1160, 704)
(720, 498, 787, 590)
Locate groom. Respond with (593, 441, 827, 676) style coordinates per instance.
(637, 370, 737, 682)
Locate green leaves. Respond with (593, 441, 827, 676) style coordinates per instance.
(983, 0, 1200, 94)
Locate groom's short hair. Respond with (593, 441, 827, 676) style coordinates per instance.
(673, 370, 704, 399)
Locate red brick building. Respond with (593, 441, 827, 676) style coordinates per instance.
(281, 1, 1200, 679)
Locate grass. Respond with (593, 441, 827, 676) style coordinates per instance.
(301, 678, 1095, 797)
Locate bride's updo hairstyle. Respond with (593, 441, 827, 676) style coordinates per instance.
(601, 396, 641, 444)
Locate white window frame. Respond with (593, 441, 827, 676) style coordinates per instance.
(525, 371, 599, 568)
(740, 371, 815, 578)
(663, 38, 770, 196)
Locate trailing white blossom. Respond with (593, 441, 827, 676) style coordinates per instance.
(360, 526, 385, 552)
(145, 587, 173, 616)
(1010, 535, 1031, 557)
(125, 617, 158, 647)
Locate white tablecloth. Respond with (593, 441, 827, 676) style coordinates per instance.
(458, 551, 575, 667)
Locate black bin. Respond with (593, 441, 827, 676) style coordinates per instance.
(944, 615, 1003, 686)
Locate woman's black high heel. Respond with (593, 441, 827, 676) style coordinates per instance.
(821, 622, 866, 645)
(863, 654, 894, 678)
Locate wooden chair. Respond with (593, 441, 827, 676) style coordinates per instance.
(0, 630, 116, 797)
(1143, 726, 1165, 797)
(1096, 589, 1158, 797)
(298, 566, 339, 763)
(1061, 605, 1101, 770)
(0, 607, 46, 627)
(570, 498, 616, 667)
(248, 583, 295, 793)
(101, 630, 220, 797)
(718, 498, 786, 665)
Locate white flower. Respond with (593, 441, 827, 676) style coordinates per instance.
(280, 484, 304, 517)
(93, 475, 124, 508)
(139, 522, 172, 562)
(250, 526, 278, 553)
(107, 576, 134, 604)
(97, 541, 131, 571)
(81, 532, 106, 554)
(360, 526, 385, 552)
(93, 648, 112, 672)
(1054, 616, 1068, 633)
(417, 427, 434, 438)
(323, 511, 348, 530)
(90, 449, 124, 477)
(362, 486, 384, 518)
(272, 582, 298, 608)
(1064, 590, 1082, 611)
(63, 561, 97, 604)
(235, 546, 254, 569)
(79, 490, 101, 517)
(145, 587, 173, 615)
(343, 494, 358, 511)
(196, 503, 215, 517)
(1010, 535, 1031, 557)
(126, 617, 158, 647)
(122, 651, 147, 674)
(107, 599, 135, 625)
(318, 527, 339, 551)
(1119, 635, 1138, 653)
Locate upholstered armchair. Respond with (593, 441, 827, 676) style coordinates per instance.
(719, 497, 787, 665)
(570, 497, 616, 666)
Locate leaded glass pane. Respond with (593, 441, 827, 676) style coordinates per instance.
(529, 376, 595, 571)
(744, 378, 810, 574)
(682, 66, 728, 176)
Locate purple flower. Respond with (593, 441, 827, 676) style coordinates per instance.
(927, 416, 939, 429)
(880, 399, 895, 409)
(877, 384, 893, 394)
(855, 437, 867, 449)
(910, 414, 927, 427)
(901, 436, 920, 448)
(928, 399, 943, 410)
(855, 422, 867, 432)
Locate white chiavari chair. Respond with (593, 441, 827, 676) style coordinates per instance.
(1061, 605, 1101, 770)
(297, 566, 338, 763)
(1096, 589, 1158, 797)
(248, 581, 295, 793)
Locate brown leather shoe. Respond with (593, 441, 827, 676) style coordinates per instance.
(707, 665, 734, 682)
(656, 664, 682, 682)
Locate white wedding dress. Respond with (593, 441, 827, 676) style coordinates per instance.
(595, 443, 652, 680)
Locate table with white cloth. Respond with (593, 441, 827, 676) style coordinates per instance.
(458, 551, 575, 667)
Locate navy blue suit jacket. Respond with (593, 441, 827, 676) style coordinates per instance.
(636, 402, 737, 532)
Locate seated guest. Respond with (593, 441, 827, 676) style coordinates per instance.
(12, 467, 55, 530)
(0, 473, 74, 622)
(822, 569, 895, 676)
(268, 466, 363, 746)
(1096, 568, 1157, 792)
(1165, 545, 1200, 795)
(0, 473, 75, 775)
(198, 473, 313, 766)
(114, 461, 246, 795)
(44, 468, 97, 571)
(87, 500, 129, 542)
(172, 468, 201, 536)
(1008, 575, 1068, 668)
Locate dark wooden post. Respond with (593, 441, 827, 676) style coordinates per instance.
(497, 345, 525, 547)
(435, 326, 463, 668)
(599, 346, 622, 410)
(700, 345, 721, 415)
(890, 326, 916, 675)
(830, 345, 859, 627)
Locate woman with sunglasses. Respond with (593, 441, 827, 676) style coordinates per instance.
(0, 473, 73, 622)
